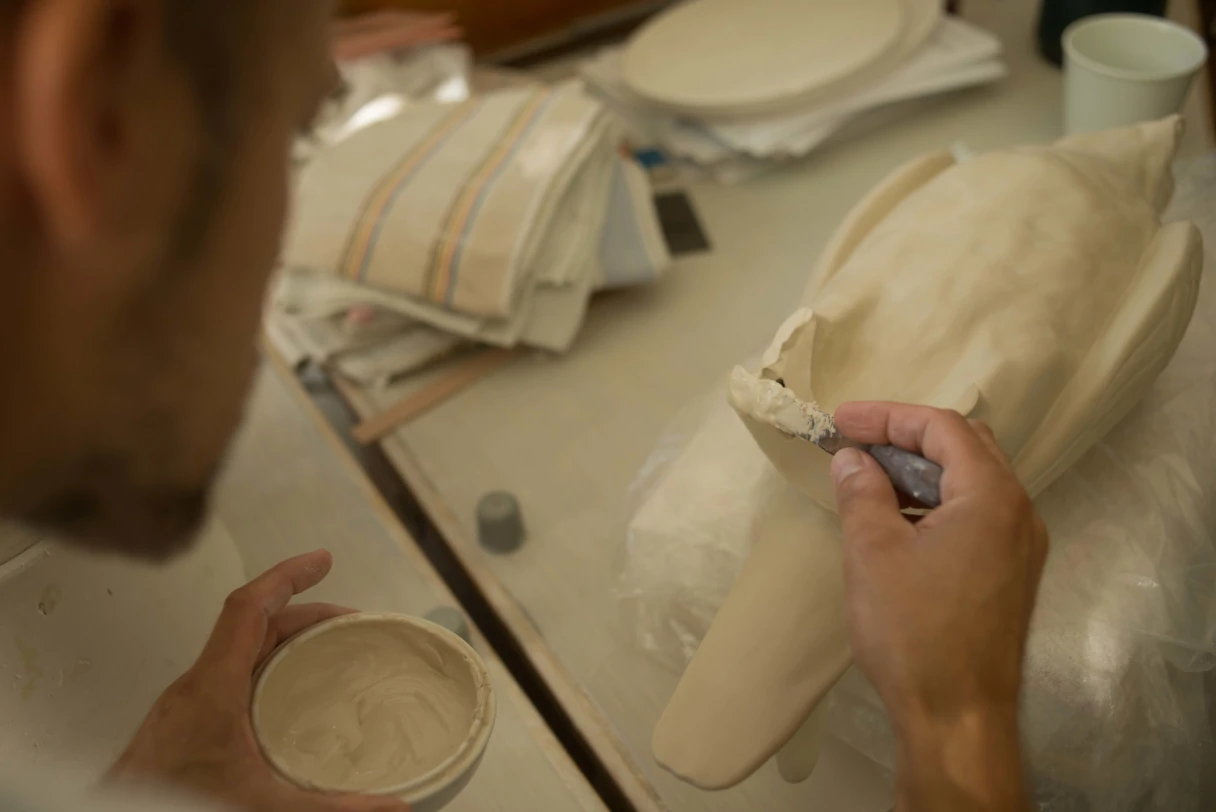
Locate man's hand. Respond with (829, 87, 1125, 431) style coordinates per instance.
(830, 403, 1048, 812)
(108, 550, 409, 812)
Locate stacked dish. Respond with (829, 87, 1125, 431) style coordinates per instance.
(583, 0, 1006, 181)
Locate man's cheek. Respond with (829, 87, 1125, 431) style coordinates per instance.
(230, 138, 291, 316)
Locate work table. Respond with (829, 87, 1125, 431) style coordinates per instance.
(270, 1, 1216, 810)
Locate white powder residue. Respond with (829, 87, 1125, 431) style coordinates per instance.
(727, 367, 835, 441)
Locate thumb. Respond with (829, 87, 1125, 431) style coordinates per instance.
(832, 448, 908, 548)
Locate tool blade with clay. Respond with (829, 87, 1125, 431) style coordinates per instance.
(758, 380, 943, 509)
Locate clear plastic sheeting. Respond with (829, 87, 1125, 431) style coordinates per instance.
(617, 153, 1216, 810)
(618, 389, 773, 672)
(296, 43, 473, 164)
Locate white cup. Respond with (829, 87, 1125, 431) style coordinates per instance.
(1063, 13, 1208, 135)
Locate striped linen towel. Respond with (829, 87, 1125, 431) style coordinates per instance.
(285, 82, 613, 318)
(274, 80, 669, 374)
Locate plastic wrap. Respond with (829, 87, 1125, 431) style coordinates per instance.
(617, 388, 772, 672)
(617, 153, 1216, 810)
(297, 42, 473, 164)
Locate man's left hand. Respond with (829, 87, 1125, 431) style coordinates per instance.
(108, 550, 408, 812)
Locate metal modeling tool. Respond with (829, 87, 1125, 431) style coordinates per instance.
(740, 373, 945, 508)
(808, 426, 943, 508)
(763, 380, 943, 508)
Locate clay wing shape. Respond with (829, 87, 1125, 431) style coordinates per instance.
(651, 117, 1202, 790)
(731, 115, 1202, 510)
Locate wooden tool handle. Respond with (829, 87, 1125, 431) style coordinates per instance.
(350, 347, 521, 445)
(866, 445, 943, 508)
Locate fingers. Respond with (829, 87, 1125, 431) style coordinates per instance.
(255, 603, 357, 668)
(318, 795, 411, 812)
(247, 550, 335, 616)
(264, 783, 411, 812)
(835, 402, 1005, 495)
(835, 402, 985, 465)
(967, 419, 1007, 465)
(250, 780, 411, 812)
(197, 550, 335, 684)
(832, 448, 913, 549)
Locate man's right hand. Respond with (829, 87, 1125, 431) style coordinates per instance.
(830, 402, 1048, 812)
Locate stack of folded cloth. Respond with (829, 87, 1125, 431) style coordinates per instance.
(270, 79, 670, 386)
(581, 13, 1006, 183)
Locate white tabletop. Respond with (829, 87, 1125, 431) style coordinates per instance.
(330, 2, 1214, 810)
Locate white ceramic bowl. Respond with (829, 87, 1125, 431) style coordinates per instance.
(251, 612, 495, 811)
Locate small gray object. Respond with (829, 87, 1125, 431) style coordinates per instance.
(424, 606, 470, 642)
(477, 491, 526, 553)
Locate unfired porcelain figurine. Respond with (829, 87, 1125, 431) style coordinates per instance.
(652, 117, 1203, 789)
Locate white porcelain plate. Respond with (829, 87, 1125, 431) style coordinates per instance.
(623, 0, 908, 118)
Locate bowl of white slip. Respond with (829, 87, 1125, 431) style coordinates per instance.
(251, 612, 496, 811)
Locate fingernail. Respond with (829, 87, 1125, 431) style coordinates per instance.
(832, 447, 865, 485)
(304, 549, 330, 572)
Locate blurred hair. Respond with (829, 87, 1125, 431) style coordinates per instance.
(0, 1, 252, 113)
(163, 1, 251, 129)
(0, 0, 256, 252)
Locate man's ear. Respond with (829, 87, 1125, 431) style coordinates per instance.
(15, 0, 185, 265)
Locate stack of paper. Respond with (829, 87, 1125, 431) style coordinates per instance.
(270, 80, 670, 387)
(581, 16, 1006, 183)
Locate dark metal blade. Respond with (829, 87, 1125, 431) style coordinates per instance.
(812, 429, 865, 456)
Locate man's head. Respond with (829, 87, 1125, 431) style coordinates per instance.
(0, 0, 336, 557)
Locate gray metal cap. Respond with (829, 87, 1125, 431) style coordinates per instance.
(477, 491, 526, 553)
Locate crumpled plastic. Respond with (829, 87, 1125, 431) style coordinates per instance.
(294, 42, 473, 165)
(616, 152, 1216, 810)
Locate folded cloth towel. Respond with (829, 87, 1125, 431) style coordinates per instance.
(284, 82, 613, 318)
(273, 80, 668, 381)
(267, 310, 464, 387)
(599, 155, 671, 289)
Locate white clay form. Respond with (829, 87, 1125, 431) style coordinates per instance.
(727, 369, 836, 442)
(652, 475, 850, 789)
(252, 613, 495, 812)
(653, 116, 1203, 789)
